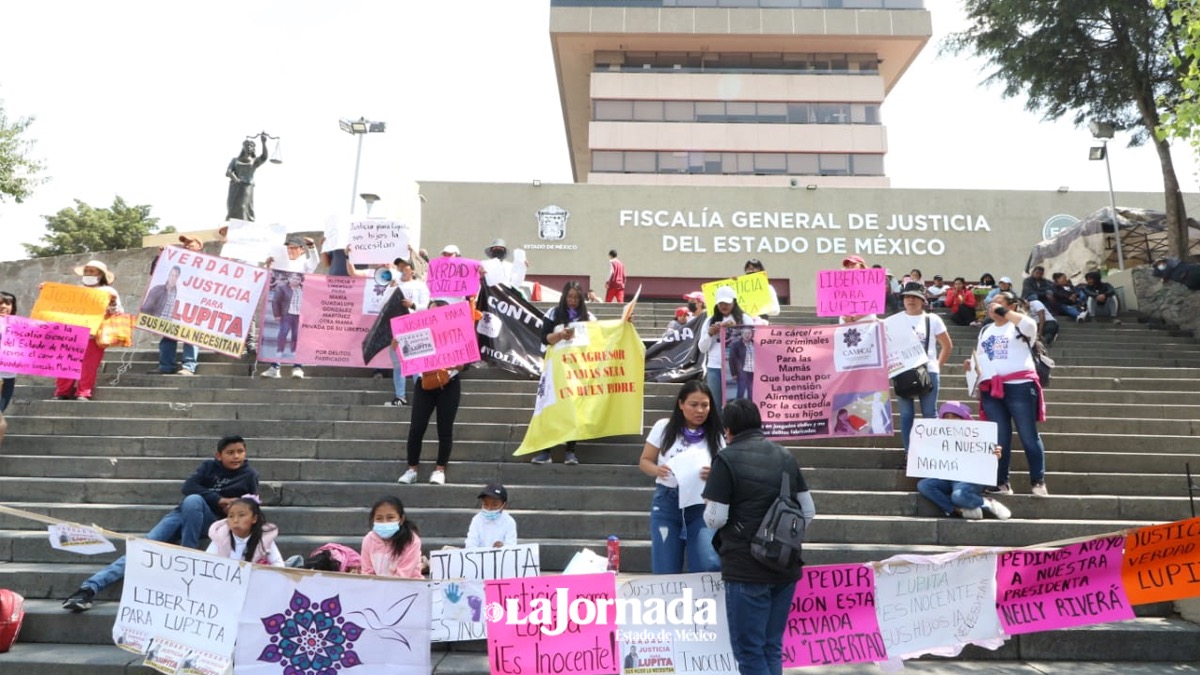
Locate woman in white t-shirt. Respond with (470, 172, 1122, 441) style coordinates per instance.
(638, 380, 724, 574)
(696, 286, 756, 410)
(968, 291, 1049, 497)
(895, 283, 952, 451)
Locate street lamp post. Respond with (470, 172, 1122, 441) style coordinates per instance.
(1088, 122, 1126, 271)
(360, 193, 381, 216)
(339, 117, 387, 214)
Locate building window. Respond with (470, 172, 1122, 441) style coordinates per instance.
(590, 150, 885, 176)
(594, 50, 880, 74)
(592, 99, 881, 125)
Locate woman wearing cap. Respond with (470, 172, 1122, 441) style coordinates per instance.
(896, 282, 952, 452)
(54, 261, 123, 401)
(530, 281, 597, 465)
(984, 276, 1014, 306)
(481, 239, 513, 288)
(661, 307, 691, 341)
(697, 286, 755, 410)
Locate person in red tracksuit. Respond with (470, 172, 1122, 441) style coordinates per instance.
(605, 249, 626, 303)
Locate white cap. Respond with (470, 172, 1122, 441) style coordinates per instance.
(999, 276, 1013, 284)
(715, 286, 737, 305)
(441, 244, 460, 255)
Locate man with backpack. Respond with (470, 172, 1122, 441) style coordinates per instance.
(703, 399, 816, 675)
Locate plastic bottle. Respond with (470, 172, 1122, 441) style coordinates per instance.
(606, 535, 620, 573)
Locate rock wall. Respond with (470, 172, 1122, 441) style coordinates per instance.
(1132, 264, 1200, 336)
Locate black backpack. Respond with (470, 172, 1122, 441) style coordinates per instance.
(891, 315, 933, 399)
(750, 457, 808, 573)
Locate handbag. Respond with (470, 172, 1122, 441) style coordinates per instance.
(96, 313, 135, 348)
(891, 316, 934, 399)
(420, 368, 452, 390)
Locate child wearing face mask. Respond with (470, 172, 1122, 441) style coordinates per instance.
(466, 483, 517, 549)
(361, 496, 424, 578)
(204, 496, 285, 566)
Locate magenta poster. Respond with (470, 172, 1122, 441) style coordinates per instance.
(259, 272, 390, 368)
(748, 322, 892, 439)
(784, 564, 886, 667)
(816, 268, 887, 317)
(390, 301, 481, 376)
(996, 536, 1134, 635)
(0, 315, 90, 379)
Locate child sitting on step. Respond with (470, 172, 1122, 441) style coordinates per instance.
(204, 496, 284, 566)
(916, 402, 1012, 521)
(360, 497, 424, 578)
(466, 483, 518, 549)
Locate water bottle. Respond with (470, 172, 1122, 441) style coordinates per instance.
(606, 535, 620, 573)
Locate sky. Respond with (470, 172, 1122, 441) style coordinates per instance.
(1, 0, 1197, 263)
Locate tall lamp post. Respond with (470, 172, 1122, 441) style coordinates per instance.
(360, 193, 381, 216)
(339, 117, 387, 214)
(1088, 121, 1126, 271)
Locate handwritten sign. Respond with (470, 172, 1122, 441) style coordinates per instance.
(816, 268, 886, 317)
(1122, 516, 1200, 605)
(0, 315, 89, 378)
(784, 564, 885, 667)
(428, 257, 482, 298)
(114, 540, 250, 675)
(218, 219, 286, 264)
(48, 523, 116, 555)
(349, 219, 410, 265)
(430, 579, 488, 643)
(905, 419, 999, 486)
(390, 301, 481, 376)
(30, 282, 111, 335)
(883, 313, 931, 377)
(997, 537, 1133, 635)
(430, 544, 541, 581)
(485, 573, 619, 675)
(615, 572, 730, 675)
(701, 272, 773, 317)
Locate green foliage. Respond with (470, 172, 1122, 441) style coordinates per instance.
(0, 100, 45, 204)
(1156, 0, 1200, 154)
(23, 197, 173, 258)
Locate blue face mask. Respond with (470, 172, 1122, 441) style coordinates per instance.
(373, 522, 401, 538)
(481, 508, 503, 522)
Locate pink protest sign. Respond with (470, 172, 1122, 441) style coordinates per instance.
(748, 323, 891, 439)
(428, 257, 481, 298)
(996, 536, 1134, 635)
(390, 301, 481, 376)
(784, 564, 886, 667)
(259, 272, 391, 368)
(484, 573, 620, 675)
(816, 269, 886, 317)
(0, 315, 90, 379)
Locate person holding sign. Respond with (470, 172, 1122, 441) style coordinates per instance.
(916, 402, 1012, 520)
(375, 258, 431, 407)
(396, 298, 461, 485)
(530, 281, 597, 465)
(0, 292, 18, 411)
(743, 259, 781, 318)
(639, 380, 723, 574)
(697, 286, 755, 410)
(895, 282, 952, 452)
(53, 261, 122, 401)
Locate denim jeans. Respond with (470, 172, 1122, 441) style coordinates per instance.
(917, 478, 985, 515)
(158, 337, 198, 373)
(706, 367, 725, 411)
(649, 485, 720, 574)
(897, 372, 939, 451)
(725, 580, 797, 675)
(80, 494, 215, 594)
(276, 313, 300, 354)
(1087, 296, 1118, 318)
(1059, 304, 1081, 319)
(979, 380, 1046, 487)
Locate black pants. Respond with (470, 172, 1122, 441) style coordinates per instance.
(950, 303, 976, 326)
(406, 376, 462, 466)
(0, 378, 13, 412)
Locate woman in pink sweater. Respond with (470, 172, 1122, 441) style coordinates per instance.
(360, 496, 423, 578)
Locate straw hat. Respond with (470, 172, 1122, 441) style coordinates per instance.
(73, 260, 114, 285)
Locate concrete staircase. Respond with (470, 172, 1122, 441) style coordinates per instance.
(1, 302, 1199, 673)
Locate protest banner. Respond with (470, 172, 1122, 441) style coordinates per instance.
(236, 567, 431, 675)
(47, 523, 115, 555)
(873, 550, 1004, 660)
(883, 312, 931, 377)
(748, 323, 891, 439)
(218, 219, 287, 264)
(0, 315, 89, 379)
(784, 564, 885, 668)
(136, 248, 267, 357)
(905, 419, 999, 486)
(113, 540, 250, 675)
(1121, 516, 1200, 605)
(349, 219, 411, 265)
(430, 544, 541, 581)
(514, 320, 645, 455)
(644, 313, 705, 383)
(428, 257, 482, 298)
(485, 573, 620, 675)
(701, 272, 773, 317)
(30, 282, 111, 335)
(612, 572, 728, 675)
(476, 284, 546, 378)
(390, 301, 482, 376)
(430, 579, 488, 643)
(997, 536, 1134, 635)
(322, 214, 351, 252)
(816, 268, 886, 317)
(259, 273, 390, 368)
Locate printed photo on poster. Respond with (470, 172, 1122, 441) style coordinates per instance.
(259, 270, 306, 363)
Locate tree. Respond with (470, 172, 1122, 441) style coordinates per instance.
(946, 1, 1193, 260)
(24, 196, 175, 258)
(1157, 2, 1200, 156)
(0, 100, 45, 204)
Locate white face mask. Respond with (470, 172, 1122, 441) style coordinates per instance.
(1157, 265, 1168, 272)
(81, 275, 101, 287)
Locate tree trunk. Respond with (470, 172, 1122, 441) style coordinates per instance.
(1150, 133, 1190, 260)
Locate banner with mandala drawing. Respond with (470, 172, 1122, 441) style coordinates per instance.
(234, 569, 432, 675)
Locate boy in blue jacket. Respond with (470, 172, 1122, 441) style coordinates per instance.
(62, 434, 259, 611)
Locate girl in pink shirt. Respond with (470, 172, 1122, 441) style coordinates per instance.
(360, 497, 423, 578)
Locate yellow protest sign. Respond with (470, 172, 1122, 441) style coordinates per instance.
(30, 282, 111, 335)
(701, 271, 775, 316)
(514, 320, 645, 455)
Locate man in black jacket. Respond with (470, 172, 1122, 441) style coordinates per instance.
(704, 400, 816, 675)
(1080, 271, 1120, 322)
(1021, 266, 1057, 313)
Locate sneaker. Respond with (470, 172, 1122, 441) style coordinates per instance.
(984, 498, 1012, 520)
(985, 483, 1013, 495)
(176, 369, 195, 377)
(291, 367, 305, 379)
(53, 395, 75, 401)
(397, 469, 418, 484)
(960, 507, 984, 520)
(530, 451, 552, 465)
(1031, 481, 1050, 497)
(969, 320, 981, 327)
(260, 366, 281, 378)
(564, 451, 579, 465)
(76, 396, 91, 401)
(1113, 319, 1123, 326)
(1076, 310, 1088, 322)
(62, 587, 95, 612)
(429, 470, 446, 485)
(145, 369, 169, 375)
(384, 397, 408, 407)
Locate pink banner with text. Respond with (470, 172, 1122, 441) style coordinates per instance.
(0, 315, 90, 379)
(390, 301, 481, 376)
(816, 269, 886, 317)
(784, 564, 886, 667)
(427, 257, 481, 298)
(259, 272, 390, 368)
